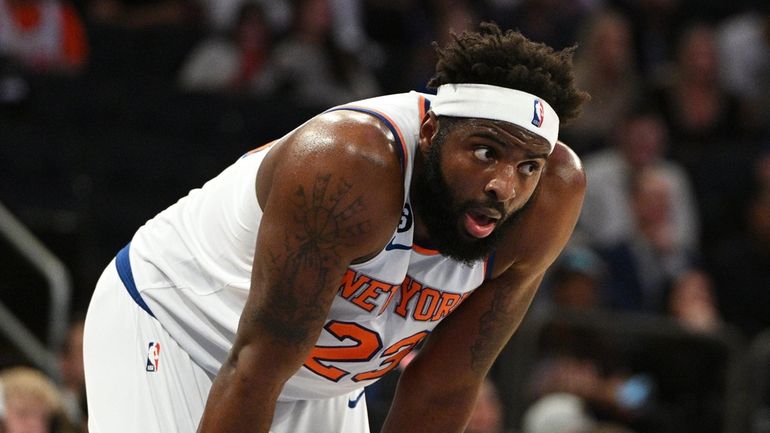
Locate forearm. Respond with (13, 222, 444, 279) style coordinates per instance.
(379, 271, 543, 433)
(198, 339, 305, 433)
(198, 299, 332, 433)
(197, 362, 279, 433)
(380, 367, 480, 433)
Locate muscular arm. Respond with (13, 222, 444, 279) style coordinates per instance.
(381, 142, 586, 433)
(197, 112, 403, 433)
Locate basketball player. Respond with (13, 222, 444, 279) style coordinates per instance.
(83, 23, 588, 433)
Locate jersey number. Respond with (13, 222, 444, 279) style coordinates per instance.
(303, 320, 429, 382)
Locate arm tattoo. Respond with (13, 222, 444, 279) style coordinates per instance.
(469, 285, 517, 373)
(249, 173, 370, 346)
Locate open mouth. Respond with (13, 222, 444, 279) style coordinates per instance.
(463, 209, 501, 239)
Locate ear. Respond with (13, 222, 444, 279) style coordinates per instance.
(418, 111, 439, 154)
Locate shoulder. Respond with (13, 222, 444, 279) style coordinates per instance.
(543, 141, 586, 189)
(257, 109, 406, 253)
(489, 141, 586, 278)
(261, 109, 405, 198)
(279, 109, 404, 173)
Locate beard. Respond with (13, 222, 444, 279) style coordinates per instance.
(410, 132, 529, 265)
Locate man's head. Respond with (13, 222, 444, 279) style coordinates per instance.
(59, 316, 85, 393)
(615, 105, 668, 168)
(427, 23, 586, 123)
(0, 367, 61, 433)
(412, 23, 587, 263)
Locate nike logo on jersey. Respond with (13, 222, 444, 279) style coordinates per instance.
(348, 390, 365, 408)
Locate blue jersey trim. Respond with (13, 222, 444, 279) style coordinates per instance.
(116, 243, 155, 317)
(485, 252, 496, 280)
(423, 95, 431, 114)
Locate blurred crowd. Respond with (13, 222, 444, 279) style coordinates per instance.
(1, 0, 769, 432)
(0, 317, 85, 433)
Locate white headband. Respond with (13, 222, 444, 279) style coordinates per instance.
(430, 83, 559, 152)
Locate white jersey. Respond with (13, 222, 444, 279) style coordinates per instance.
(124, 91, 493, 401)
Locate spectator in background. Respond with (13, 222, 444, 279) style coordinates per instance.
(357, 0, 430, 94)
(491, 0, 590, 51)
(648, 23, 754, 252)
(600, 165, 697, 312)
(708, 182, 770, 338)
(370, 351, 509, 433)
(0, 0, 88, 74)
(177, 1, 277, 95)
(578, 106, 700, 255)
(465, 377, 506, 433)
(613, 0, 685, 79)
(85, 0, 203, 87)
(86, 0, 198, 29)
(270, 0, 380, 108)
(562, 9, 641, 155)
(358, 0, 479, 94)
(717, 3, 770, 137)
(58, 316, 86, 432)
(544, 244, 607, 311)
(522, 325, 666, 433)
(521, 392, 596, 433)
(665, 269, 722, 334)
(326, 0, 380, 67)
(0, 366, 70, 433)
(193, 0, 289, 33)
(400, 0, 479, 93)
(648, 23, 746, 159)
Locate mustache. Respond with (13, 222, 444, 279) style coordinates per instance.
(460, 200, 507, 218)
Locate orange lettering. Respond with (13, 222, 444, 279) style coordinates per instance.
(304, 321, 382, 382)
(338, 269, 371, 299)
(353, 331, 429, 382)
(431, 292, 462, 321)
(377, 283, 400, 315)
(394, 276, 422, 318)
(413, 287, 440, 321)
(351, 281, 397, 312)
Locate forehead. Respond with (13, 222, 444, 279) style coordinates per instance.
(451, 118, 552, 154)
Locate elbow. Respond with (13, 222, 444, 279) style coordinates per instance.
(220, 340, 297, 394)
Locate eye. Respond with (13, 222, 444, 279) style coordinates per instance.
(473, 146, 496, 162)
(518, 161, 542, 176)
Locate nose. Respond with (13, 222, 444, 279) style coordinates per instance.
(484, 164, 517, 203)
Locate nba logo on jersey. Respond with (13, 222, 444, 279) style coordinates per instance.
(146, 342, 161, 372)
(531, 99, 545, 127)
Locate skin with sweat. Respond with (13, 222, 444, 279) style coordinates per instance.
(197, 107, 586, 433)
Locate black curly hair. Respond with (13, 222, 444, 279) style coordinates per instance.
(427, 22, 588, 124)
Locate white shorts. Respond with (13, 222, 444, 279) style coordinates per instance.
(83, 258, 370, 433)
